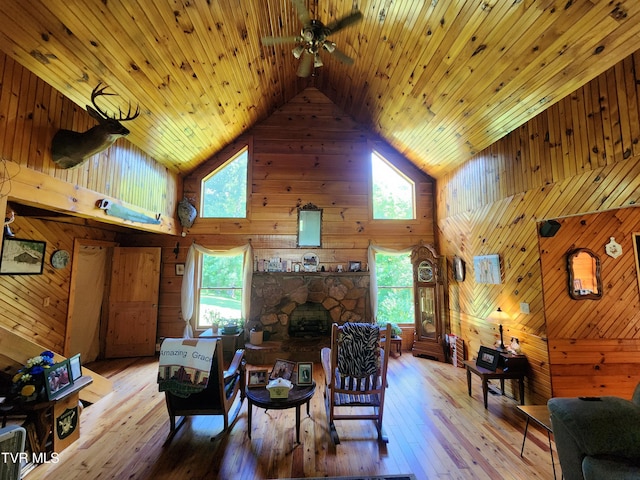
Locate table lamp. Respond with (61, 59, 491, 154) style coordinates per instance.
(487, 307, 510, 351)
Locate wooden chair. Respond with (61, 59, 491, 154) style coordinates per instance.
(163, 344, 245, 445)
(321, 322, 391, 444)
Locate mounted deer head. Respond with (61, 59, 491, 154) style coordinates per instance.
(51, 83, 140, 169)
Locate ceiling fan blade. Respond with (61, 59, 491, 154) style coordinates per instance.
(325, 10, 363, 35)
(291, 0, 311, 27)
(297, 51, 313, 77)
(261, 35, 301, 46)
(328, 47, 354, 65)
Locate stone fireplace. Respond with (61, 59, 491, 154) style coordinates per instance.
(246, 272, 371, 363)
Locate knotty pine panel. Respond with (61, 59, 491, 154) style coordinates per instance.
(148, 89, 436, 340)
(438, 51, 640, 400)
(0, 52, 178, 217)
(0, 216, 117, 354)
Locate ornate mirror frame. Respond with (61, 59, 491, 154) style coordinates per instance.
(297, 203, 322, 248)
(567, 248, 602, 300)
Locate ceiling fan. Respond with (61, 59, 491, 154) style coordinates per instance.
(261, 0, 363, 77)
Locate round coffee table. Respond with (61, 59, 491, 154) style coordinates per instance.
(246, 381, 316, 443)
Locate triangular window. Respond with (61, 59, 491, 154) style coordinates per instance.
(371, 151, 415, 219)
(201, 147, 248, 218)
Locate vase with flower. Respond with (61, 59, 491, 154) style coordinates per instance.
(12, 350, 55, 401)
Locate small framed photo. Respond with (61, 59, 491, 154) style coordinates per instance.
(45, 359, 74, 400)
(269, 359, 296, 381)
(476, 346, 501, 371)
(297, 362, 313, 385)
(348, 261, 361, 272)
(247, 368, 269, 388)
(68, 353, 82, 381)
(175, 263, 185, 276)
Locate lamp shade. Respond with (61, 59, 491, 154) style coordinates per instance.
(486, 307, 510, 324)
(486, 307, 509, 350)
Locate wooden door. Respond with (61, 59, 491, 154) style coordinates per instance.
(105, 247, 161, 358)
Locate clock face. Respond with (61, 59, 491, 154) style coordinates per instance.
(51, 250, 70, 269)
(418, 261, 433, 282)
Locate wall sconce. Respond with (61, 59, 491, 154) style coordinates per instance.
(486, 307, 510, 351)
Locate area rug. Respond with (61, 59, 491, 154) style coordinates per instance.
(281, 475, 416, 480)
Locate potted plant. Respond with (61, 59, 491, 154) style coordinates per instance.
(203, 309, 221, 334)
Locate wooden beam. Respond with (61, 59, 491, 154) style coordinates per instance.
(5, 161, 179, 235)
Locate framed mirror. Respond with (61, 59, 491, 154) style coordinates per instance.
(297, 203, 322, 247)
(567, 248, 602, 300)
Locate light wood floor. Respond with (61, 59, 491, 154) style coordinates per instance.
(26, 353, 560, 479)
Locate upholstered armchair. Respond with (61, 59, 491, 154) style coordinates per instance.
(548, 383, 640, 480)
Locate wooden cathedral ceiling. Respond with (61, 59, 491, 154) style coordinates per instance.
(1, 0, 639, 178)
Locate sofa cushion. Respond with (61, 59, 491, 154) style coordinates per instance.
(548, 397, 640, 460)
(549, 397, 640, 458)
(582, 456, 640, 480)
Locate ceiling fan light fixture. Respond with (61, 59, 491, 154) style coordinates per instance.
(323, 41, 336, 53)
(292, 44, 305, 59)
(314, 53, 323, 68)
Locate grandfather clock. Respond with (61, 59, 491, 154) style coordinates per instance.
(411, 243, 446, 362)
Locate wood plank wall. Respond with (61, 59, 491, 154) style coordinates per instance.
(0, 50, 179, 354)
(0, 216, 117, 353)
(0, 51, 178, 216)
(438, 50, 640, 402)
(128, 88, 437, 340)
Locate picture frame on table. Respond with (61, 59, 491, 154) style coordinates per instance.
(475, 346, 501, 371)
(348, 261, 361, 272)
(69, 353, 82, 382)
(269, 359, 296, 381)
(45, 359, 74, 400)
(68, 353, 82, 381)
(297, 362, 313, 385)
(247, 368, 269, 388)
(0, 238, 46, 275)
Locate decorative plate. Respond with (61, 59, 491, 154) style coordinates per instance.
(51, 250, 70, 269)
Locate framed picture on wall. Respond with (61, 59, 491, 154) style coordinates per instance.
(473, 254, 502, 284)
(0, 238, 46, 275)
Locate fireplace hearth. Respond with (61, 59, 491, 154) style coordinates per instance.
(288, 303, 331, 338)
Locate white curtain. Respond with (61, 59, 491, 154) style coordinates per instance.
(367, 243, 415, 321)
(180, 243, 253, 338)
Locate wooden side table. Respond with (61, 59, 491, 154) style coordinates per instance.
(464, 360, 526, 409)
(246, 381, 316, 444)
(517, 405, 557, 480)
(380, 335, 402, 357)
(199, 329, 244, 362)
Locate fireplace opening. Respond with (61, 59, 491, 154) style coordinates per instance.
(288, 303, 331, 338)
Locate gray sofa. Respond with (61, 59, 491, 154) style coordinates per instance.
(548, 384, 640, 480)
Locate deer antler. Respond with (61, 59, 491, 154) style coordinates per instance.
(91, 82, 140, 121)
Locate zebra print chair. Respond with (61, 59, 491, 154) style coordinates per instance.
(321, 322, 391, 444)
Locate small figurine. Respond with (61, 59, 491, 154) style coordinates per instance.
(509, 337, 522, 354)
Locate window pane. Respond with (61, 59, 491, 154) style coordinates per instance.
(375, 253, 414, 324)
(202, 149, 248, 218)
(198, 254, 243, 329)
(371, 151, 414, 219)
(377, 287, 415, 324)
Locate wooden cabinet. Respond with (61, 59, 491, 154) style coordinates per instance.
(411, 243, 447, 362)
